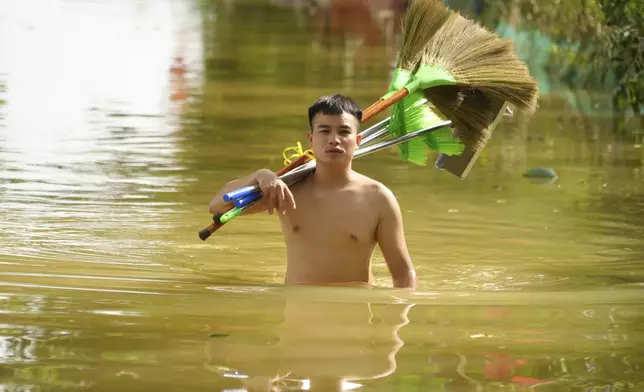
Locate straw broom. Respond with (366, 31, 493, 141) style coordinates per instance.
(386, 0, 452, 92)
(420, 12, 538, 149)
(363, 2, 538, 152)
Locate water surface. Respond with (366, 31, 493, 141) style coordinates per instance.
(1, 0, 643, 391)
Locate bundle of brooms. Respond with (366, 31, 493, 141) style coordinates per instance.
(199, 0, 538, 241)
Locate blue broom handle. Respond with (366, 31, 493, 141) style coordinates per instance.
(223, 185, 258, 203)
(234, 191, 262, 208)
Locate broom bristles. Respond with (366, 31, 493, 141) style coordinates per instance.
(424, 86, 504, 150)
(396, 3, 539, 151)
(421, 12, 539, 114)
(396, 0, 452, 72)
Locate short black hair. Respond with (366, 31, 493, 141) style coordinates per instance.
(308, 94, 362, 130)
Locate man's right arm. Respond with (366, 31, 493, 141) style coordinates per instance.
(208, 169, 296, 217)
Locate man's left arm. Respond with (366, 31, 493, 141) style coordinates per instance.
(375, 186, 418, 289)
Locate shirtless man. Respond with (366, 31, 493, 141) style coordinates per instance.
(208, 94, 417, 289)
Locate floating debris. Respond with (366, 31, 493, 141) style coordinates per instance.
(522, 167, 558, 184)
(523, 167, 558, 179)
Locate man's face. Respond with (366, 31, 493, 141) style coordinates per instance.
(308, 112, 361, 166)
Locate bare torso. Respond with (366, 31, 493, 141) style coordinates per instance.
(277, 172, 383, 286)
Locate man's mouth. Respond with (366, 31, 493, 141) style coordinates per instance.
(326, 148, 343, 154)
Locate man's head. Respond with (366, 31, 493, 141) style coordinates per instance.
(307, 94, 362, 166)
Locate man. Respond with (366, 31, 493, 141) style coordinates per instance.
(208, 94, 417, 289)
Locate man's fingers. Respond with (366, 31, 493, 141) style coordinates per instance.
(270, 186, 279, 215)
(263, 186, 274, 215)
(266, 189, 273, 215)
(278, 186, 286, 214)
(284, 187, 296, 210)
(263, 182, 292, 216)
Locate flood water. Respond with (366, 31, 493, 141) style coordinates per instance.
(1, 0, 643, 391)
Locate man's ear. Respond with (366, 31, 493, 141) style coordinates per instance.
(356, 134, 362, 145)
(307, 131, 312, 147)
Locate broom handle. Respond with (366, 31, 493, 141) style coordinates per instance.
(362, 89, 410, 120)
(199, 161, 315, 241)
(199, 221, 225, 240)
(221, 117, 391, 204)
(275, 115, 391, 176)
(210, 119, 453, 229)
(278, 90, 408, 176)
(277, 155, 307, 176)
(229, 92, 406, 200)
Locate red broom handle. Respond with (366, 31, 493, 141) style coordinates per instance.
(277, 154, 309, 176)
(362, 88, 410, 120)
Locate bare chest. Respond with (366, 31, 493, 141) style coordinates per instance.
(281, 189, 379, 246)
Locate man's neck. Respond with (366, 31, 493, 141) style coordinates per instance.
(313, 163, 353, 188)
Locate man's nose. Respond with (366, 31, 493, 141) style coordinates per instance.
(328, 133, 340, 144)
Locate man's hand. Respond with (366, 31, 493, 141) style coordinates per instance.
(208, 168, 295, 216)
(254, 169, 296, 216)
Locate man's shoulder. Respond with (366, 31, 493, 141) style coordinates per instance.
(351, 171, 383, 189)
(352, 172, 398, 204)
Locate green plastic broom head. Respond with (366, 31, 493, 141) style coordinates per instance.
(386, 69, 464, 166)
(383, 64, 457, 102)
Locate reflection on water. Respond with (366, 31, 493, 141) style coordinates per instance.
(2, 287, 644, 390)
(205, 298, 412, 391)
(1, 0, 643, 390)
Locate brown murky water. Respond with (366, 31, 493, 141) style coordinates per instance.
(1, 0, 643, 391)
